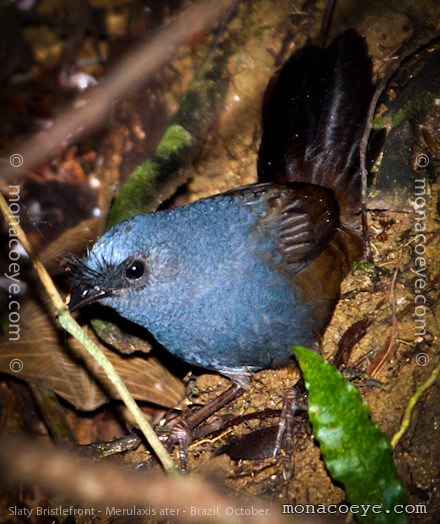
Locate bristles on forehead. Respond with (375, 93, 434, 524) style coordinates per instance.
(64, 251, 118, 288)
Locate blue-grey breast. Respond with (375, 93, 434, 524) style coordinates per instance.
(67, 29, 373, 385)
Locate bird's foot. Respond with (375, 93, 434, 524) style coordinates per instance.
(158, 382, 245, 471)
(274, 382, 308, 478)
(162, 419, 194, 472)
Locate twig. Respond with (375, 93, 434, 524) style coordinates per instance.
(0, 191, 176, 473)
(367, 258, 400, 377)
(391, 358, 440, 448)
(1, 0, 237, 183)
(106, 0, 242, 225)
(331, 318, 372, 372)
(316, 0, 335, 46)
(359, 29, 440, 260)
(0, 435, 330, 524)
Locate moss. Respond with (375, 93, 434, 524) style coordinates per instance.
(392, 108, 407, 128)
(106, 125, 193, 227)
(156, 124, 192, 160)
(352, 259, 376, 272)
(106, 159, 159, 227)
(392, 93, 435, 128)
(372, 116, 385, 129)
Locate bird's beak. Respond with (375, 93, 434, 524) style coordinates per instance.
(67, 286, 108, 312)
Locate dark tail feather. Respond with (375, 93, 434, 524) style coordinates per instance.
(257, 29, 374, 226)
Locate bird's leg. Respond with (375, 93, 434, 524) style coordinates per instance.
(185, 381, 245, 429)
(160, 381, 245, 471)
(274, 380, 308, 477)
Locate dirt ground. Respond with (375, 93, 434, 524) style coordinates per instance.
(0, 1, 439, 523)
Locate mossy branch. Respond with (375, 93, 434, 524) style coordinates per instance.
(106, 5, 237, 226)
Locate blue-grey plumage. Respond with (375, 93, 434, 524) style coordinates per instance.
(67, 29, 373, 385)
(70, 183, 342, 378)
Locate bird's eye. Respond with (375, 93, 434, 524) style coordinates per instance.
(125, 260, 145, 280)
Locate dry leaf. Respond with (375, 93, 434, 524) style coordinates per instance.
(0, 295, 184, 410)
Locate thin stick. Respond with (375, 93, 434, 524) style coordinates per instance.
(316, 0, 335, 47)
(359, 29, 440, 260)
(367, 258, 400, 377)
(1, 0, 237, 183)
(391, 358, 440, 448)
(0, 191, 176, 473)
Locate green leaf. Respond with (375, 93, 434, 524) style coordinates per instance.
(292, 346, 407, 524)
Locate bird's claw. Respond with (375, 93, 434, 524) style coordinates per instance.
(274, 384, 308, 478)
(157, 413, 195, 472)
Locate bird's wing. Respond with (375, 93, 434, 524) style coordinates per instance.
(225, 182, 341, 272)
(273, 182, 339, 269)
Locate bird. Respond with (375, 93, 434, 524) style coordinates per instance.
(67, 29, 374, 453)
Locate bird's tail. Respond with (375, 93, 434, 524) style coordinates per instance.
(257, 29, 373, 228)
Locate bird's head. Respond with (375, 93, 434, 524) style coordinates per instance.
(65, 214, 181, 318)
